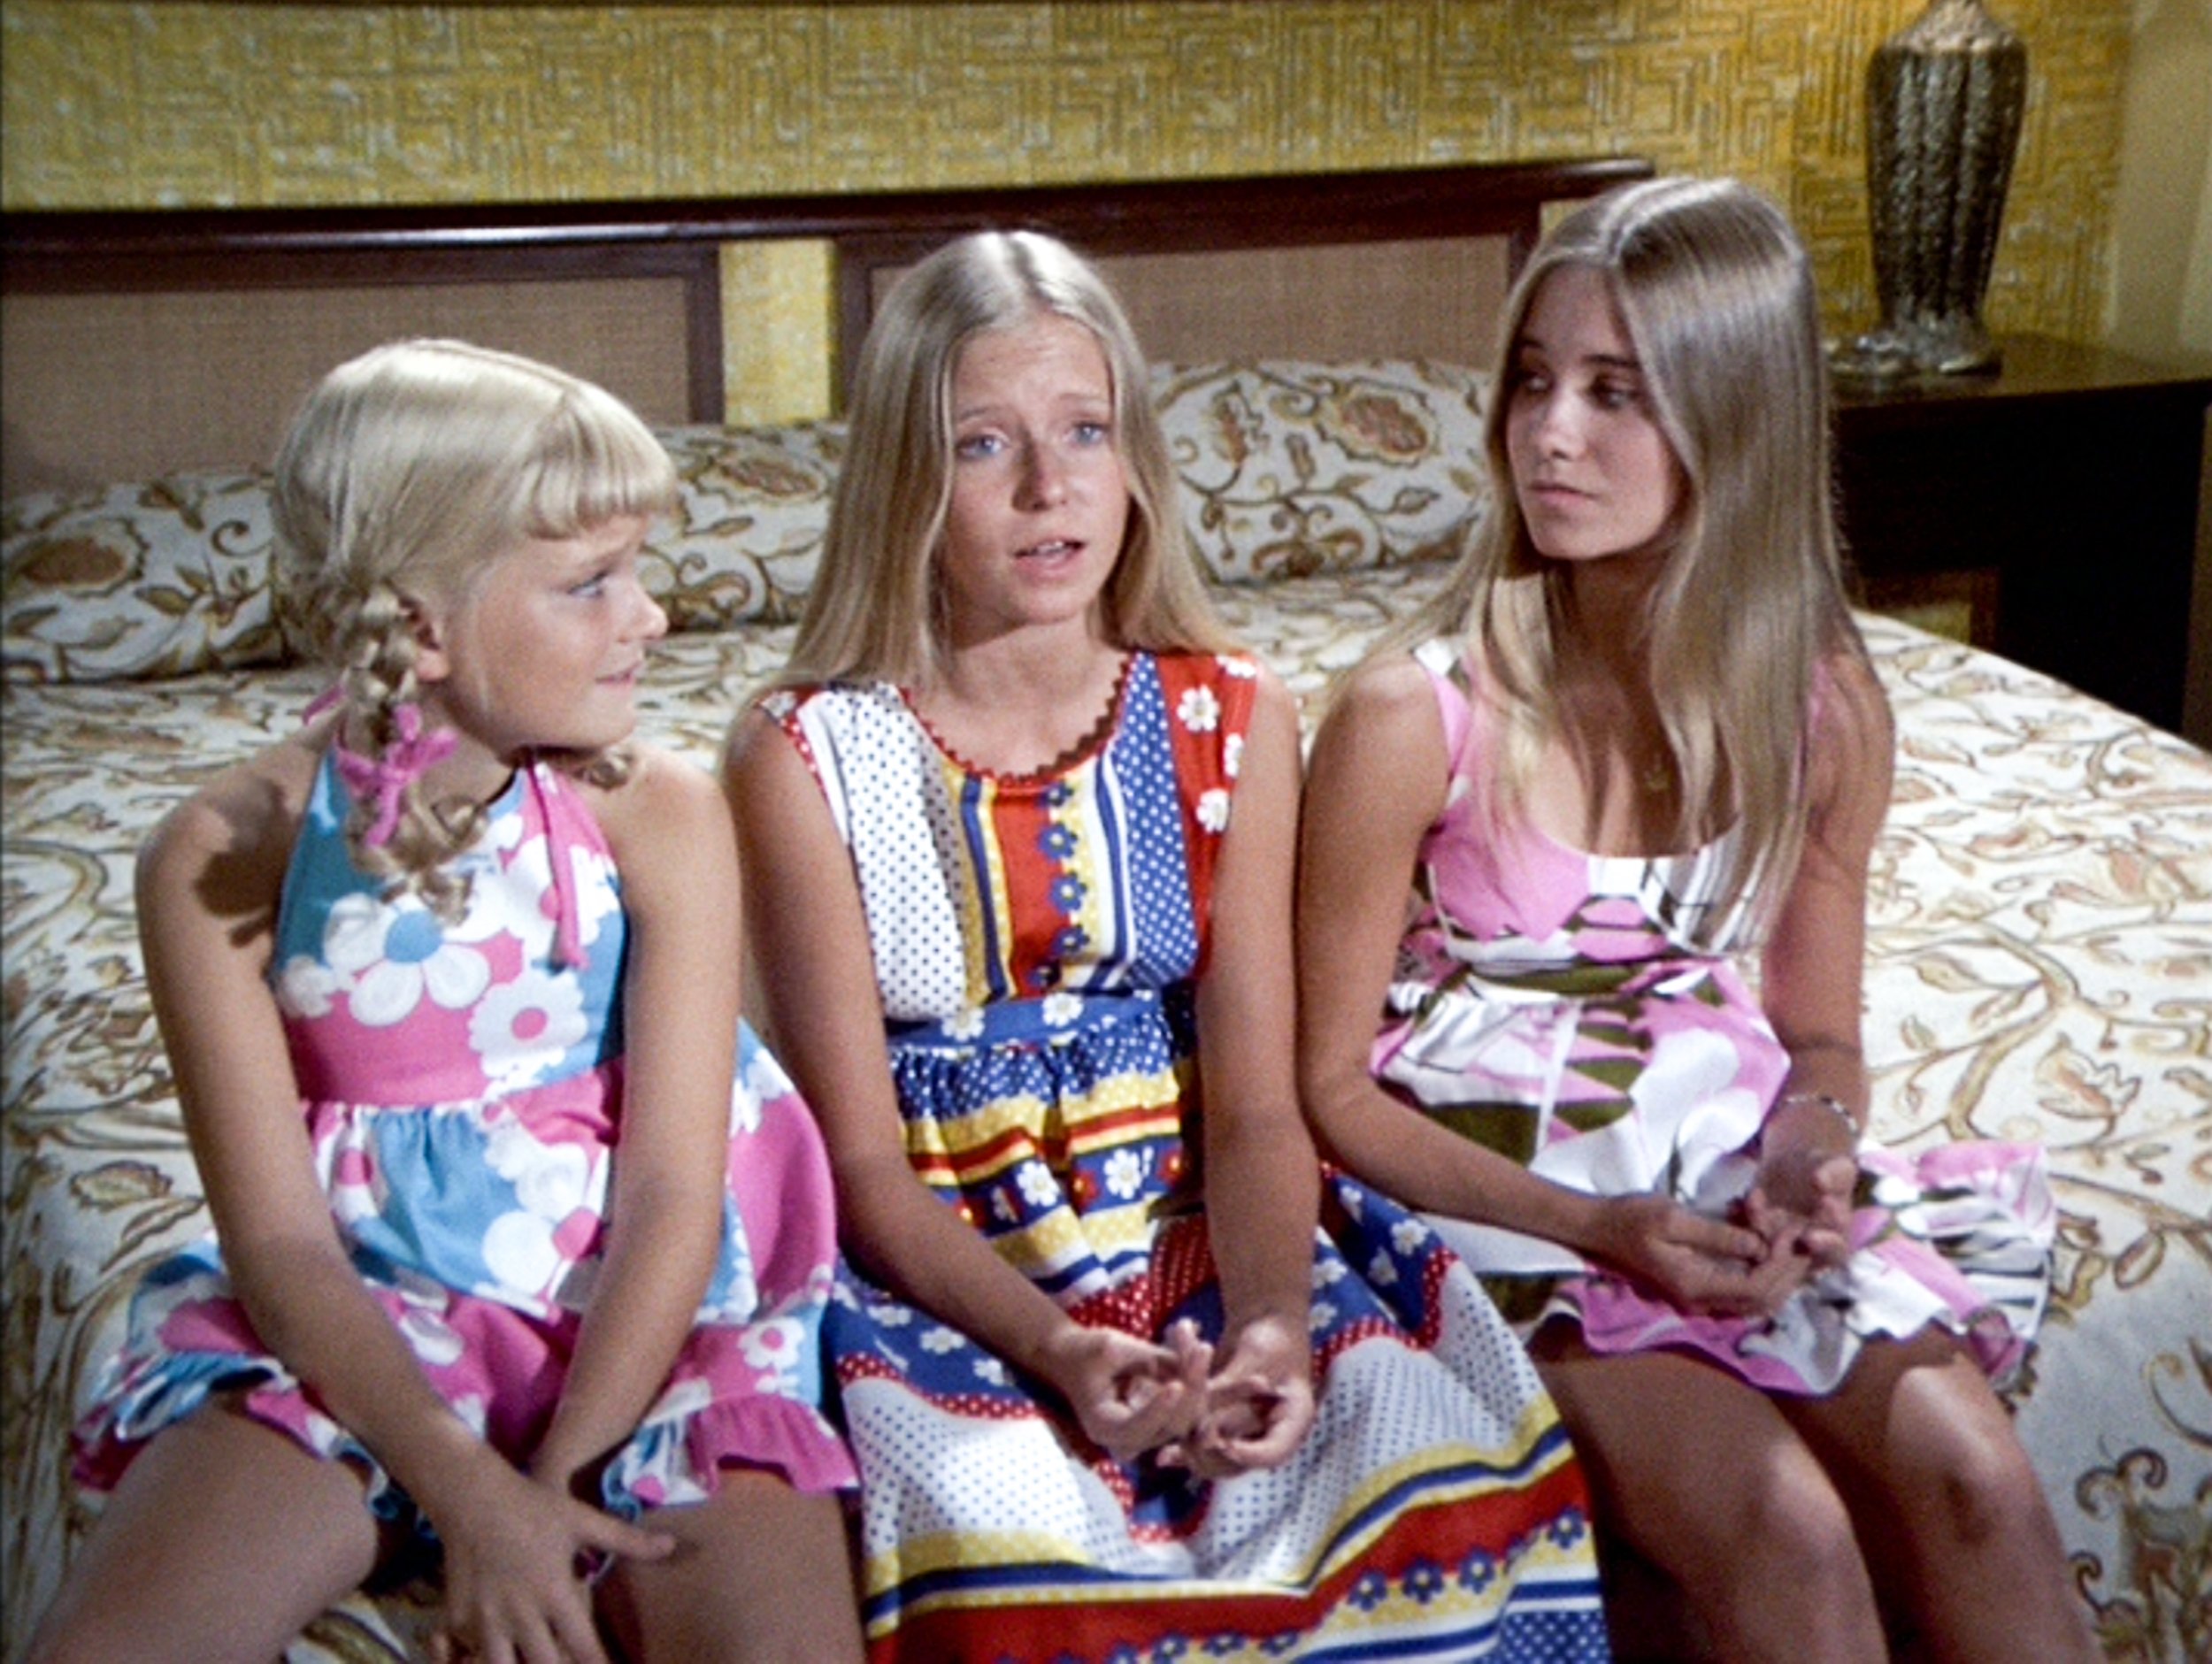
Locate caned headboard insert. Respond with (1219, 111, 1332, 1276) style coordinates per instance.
(1, 157, 1653, 497)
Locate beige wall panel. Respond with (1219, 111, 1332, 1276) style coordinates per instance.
(2, 280, 693, 495)
(867, 240, 1512, 369)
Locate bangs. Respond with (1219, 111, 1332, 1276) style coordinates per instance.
(517, 393, 678, 538)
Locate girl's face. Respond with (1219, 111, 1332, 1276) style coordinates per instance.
(1504, 265, 1685, 570)
(936, 313, 1131, 648)
(425, 511, 667, 761)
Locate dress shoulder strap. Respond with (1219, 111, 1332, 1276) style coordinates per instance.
(1409, 636, 1481, 776)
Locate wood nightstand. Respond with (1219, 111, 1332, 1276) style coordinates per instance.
(1831, 334, 2212, 736)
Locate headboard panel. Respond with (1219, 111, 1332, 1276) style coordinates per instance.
(811, 158, 1653, 388)
(3, 277, 704, 496)
(2, 157, 1652, 497)
(866, 240, 1510, 372)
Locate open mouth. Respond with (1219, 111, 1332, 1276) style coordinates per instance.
(1018, 539, 1081, 561)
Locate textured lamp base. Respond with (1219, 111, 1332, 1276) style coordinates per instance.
(1835, 0, 2026, 382)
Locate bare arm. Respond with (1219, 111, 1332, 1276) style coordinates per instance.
(531, 747, 739, 1488)
(1294, 656, 1594, 1237)
(722, 708, 1202, 1458)
(1178, 667, 1318, 1473)
(1745, 653, 1897, 1258)
(1294, 654, 1775, 1309)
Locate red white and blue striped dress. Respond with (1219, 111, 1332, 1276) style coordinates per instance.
(769, 649, 1611, 1664)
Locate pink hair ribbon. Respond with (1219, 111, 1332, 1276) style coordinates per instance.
(304, 686, 588, 970)
(327, 701, 457, 849)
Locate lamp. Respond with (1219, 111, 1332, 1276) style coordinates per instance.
(1834, 0, 2028, 380)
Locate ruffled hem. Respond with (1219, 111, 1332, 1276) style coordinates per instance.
(1558, 1268, 2034, 1397)
(73, 1354, 287, 1498)
(75, 1325, 856, 1534)
(1547, 1139, 2055, 1396)
(826, 1179, 1610, 1659)
(603, 1388, 857, 1515)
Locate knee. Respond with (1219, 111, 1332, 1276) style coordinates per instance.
(1654, 1443, 1873, 1652)
(1741, 1445, 1863, 1583)
(1914, 1415, 2048, 1550)
(1671, 1438, 1861, 1591)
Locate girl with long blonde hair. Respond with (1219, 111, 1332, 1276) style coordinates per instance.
(1299, 179, 2092, 1661)
(726, 231, 1613, 1661)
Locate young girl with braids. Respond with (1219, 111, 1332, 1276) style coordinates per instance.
(1296, 179, 2094, 1660)
(32, 341, 861, 1664)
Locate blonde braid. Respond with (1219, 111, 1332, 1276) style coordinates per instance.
(326, 577, 484, 918)
(271, 339, 679, 909)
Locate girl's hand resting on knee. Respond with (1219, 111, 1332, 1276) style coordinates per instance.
(1043, 1317, 1213, 1461)
(1164, 1314, 1316, 1479)
(426, 1454, 673, 1664)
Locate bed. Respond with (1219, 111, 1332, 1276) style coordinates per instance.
(4, 159, 2208, 1662)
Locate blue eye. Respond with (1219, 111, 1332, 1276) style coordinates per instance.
(571, 571, 611, 599)
(1071, 419, 1111, 447)
(954, 432, 1004, 461)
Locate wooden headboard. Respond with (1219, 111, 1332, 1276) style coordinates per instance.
(2, 157, 1652, 497)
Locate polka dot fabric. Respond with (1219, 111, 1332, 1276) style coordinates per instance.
(775, 652, 1610, 1661)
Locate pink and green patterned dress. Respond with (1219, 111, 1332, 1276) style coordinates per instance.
(1375, 639, 2055, 1394)
(75, 749, 856, 1535)
(771, 649, 1611, 1664)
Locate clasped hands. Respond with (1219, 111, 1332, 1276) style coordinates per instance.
(1047, 1314, 1315, 1480)
(1594, 1137, 1858, 1318)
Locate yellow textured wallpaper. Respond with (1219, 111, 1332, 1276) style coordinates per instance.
(1, 2, 2130, 421)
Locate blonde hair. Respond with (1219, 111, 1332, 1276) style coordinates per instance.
(272, 338, 677, 908)
(1406, 175, 1873, 946)
(780, 229, 1228, 687)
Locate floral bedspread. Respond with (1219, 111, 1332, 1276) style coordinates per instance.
(6, 586, 2208, 1660)
(4, 365, 2208, 1658)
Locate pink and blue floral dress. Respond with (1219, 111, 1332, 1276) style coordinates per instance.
(75, 749, 856, 1535)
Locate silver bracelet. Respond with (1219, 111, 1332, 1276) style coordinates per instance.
(1777, 1090, 1861, 1144)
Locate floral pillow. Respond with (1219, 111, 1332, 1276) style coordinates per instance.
(1152, 359, 1493, 585)
(2, 425, 849, 684)
(3, 366, 1490, 683)
(649, 422, 843, 632)
(2, 472, 284, 686)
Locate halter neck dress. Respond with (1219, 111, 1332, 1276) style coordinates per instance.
(75, 748, 856, 1533)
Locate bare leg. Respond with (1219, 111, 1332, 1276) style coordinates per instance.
(1781, 1330, 2099, 1664)
(1533, 1334, 1887, 1664)
(601, 1470, 862, 1664)
(28, 1402, 383, 1664)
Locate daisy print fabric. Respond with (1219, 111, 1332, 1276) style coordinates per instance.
(772, 652, 1611, 1662)
(73, 750, 857, 1530)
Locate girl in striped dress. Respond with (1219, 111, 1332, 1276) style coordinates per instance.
(724, 230, 1613, 1662)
